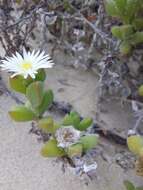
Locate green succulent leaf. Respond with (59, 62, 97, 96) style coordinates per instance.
(9, 70, 46, 94)
(133, 18, 143, 30)
(111, 26, 123, 39)
(105, 0, 118, 17)
(77, 118, 93, 131)
(106, 0, 143, 54)
(62, 114, 73, 125)
(70, 112, 80, 128)
(106, 0, 142, 23)
(38, 117, 54, 133)
(130, 32, 143, 46)
(115, 0, 127, 19)
(9, 75, 33, 94)
(115, 0, 127, 12)
(26, 81, 44, 108)
(36, 89, 54, 116)
(16, 0, 22, 4)
(124, 180, 135, 190)
(38, 117, 59, 134)
(67, 143, 83, 157)
(126, 0, 139, 23)
(9, 105, 36, 122)
(80, 134, 99, 153)
(111, 25, 133, 40)
(119, 41, 132, 55)
(41, 139, 65, 157)
(138, 85, 143, 96)
(127, 135, 143, 155)
(62, 111, 80, 128)
(35, 69, 46, 82)
(124, 180, 143, 190)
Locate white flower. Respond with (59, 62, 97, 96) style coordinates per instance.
(55, 126, 81, 148)
(0, 49, 54, 79)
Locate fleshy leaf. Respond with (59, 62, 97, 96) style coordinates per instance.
(130, 32, 143, 46)
(126, 0, 139, 23)
(38, 117, 54, 133)
(67, 143, 83, 157)
(26, 81, 44, 108)
(138, 85, 143, 96)
(70, 112, 80, 128)
(41, 139, 65, 157)
(133, 18, 143, 30)
(38, 117, 59, 134)
(111, 26, 123, 39)
(115, 0, 127, 14)
(120, 41, 132, 55)
(35, 69, 46, 82)
(77, 118, 93, 131)
(80, 134, 99, 153)
(9, 105, 36, 122)
(127, 135, 143, 155)
(62, 114, 73, 126)
(9, 75, 33, 94)
(10, 70, 46, 94)
(124, 180, 135, 190)
(62, 112, 80, 128)
(16, 0, 22, 4)
(36, 89, 54, 116)
(105, 0, 118, 17)
(111, 25, 133, 40)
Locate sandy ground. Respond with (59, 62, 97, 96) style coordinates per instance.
(0, 64, 142, 190)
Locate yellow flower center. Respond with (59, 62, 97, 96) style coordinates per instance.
(63, 132, 73, 141)
(21, 61, 32, 70)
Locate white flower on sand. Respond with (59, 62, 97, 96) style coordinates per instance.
(55, 126, 81, 148)
(0, 49, 54, 79)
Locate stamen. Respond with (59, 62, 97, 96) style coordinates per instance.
(21, 61, 32, 70)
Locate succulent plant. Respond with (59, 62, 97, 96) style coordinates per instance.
(8, 61, 99, 159)
(6, 49, 100, 170)
(62, 111, 93, 131)
(9, 69, 54, 120)
(127, 135, 143, 177)
(138, 85, 143, 97)
(105, 0, 143, 55)
(124, 180, 143, 190)
(39, 111, 99, 158)
(127, 135, 143, 156)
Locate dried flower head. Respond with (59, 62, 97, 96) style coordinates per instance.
(0, 48, 54, 79)
(55, 126, 81, 148)
(135, 156, 143, 176)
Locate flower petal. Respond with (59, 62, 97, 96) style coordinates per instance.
(0, 49, 54, 79)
